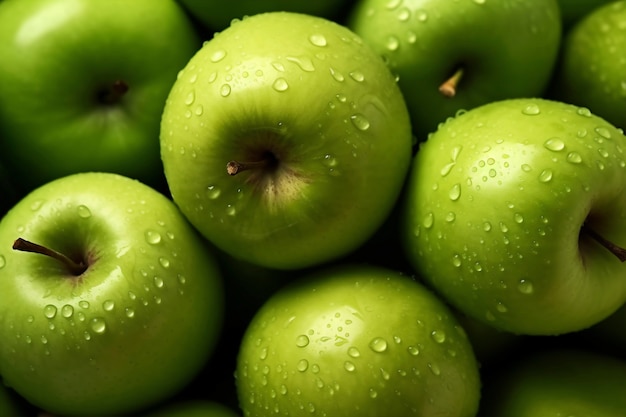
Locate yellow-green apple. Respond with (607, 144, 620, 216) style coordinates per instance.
(402, 98, 626, 335)
(160, 12, 413, 270)
(0, 172, 224, 416)
(0, 0, 201, 193)
(348, 0, 562, 139)
(235, 265, 481, 417)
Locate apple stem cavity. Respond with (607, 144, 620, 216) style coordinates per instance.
(98, 80, 129, 105)
(583, 226, 626, 262)
(12, 237, 87, 275)
(227, 152, 278, 176)
(439, 68, 464, 98)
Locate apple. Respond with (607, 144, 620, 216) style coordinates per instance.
(0, 384, 26, 417)
(0, 172, 224, 416)
(0, 0, 201, 194)
(235, 265, 481, 417)
(402, 97, 626, 335)
(550, 1, 626, 130)
(347, 0, 562, 139)
(146, 400, 241, 417)
(160, 11, 413, 270)
(176, 0, 355, 32)
(556, 0, 614, 29)
(479, 348, 626, 416)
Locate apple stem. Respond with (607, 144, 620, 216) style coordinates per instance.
(12, 238, 87, 275)
(439, 68, 464, 98)
(98, 80, 129, 105)
(583, 226, 626, 262)
(227, 159, 272, 176)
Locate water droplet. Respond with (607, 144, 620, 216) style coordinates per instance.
(286, 56, 315, 72)
(595, 126, 612, 139)
(207, 71, 217, 83)
(445, 212, 456, 223)
(350, 113, 370, 131)
(347, 346, 361, 358)
(159, 257, 170, 268)
(272, 78, 289, 92)
(385, 36, 399, 51)
(496, 301, 508, 313)
(220, 84, 231, 97)
(210, 49, 226, 63)
(522, 104, 541, 115)
(272, 61, 285, 72)
(598, 148, 609, 158)
(152, 276, 163, 289)
(369, 337, 388, 353)
(397, 7, 411, 21)
(539, 169, 553, 183)
(296, 335, 310, 347)
(329, 67, 344, 82)
(514, 213, 524, 223)
(567, 152, 583, 164)
(84, 331, 91, 341)
(428, 363, 441, 375)
(90, 317, 106, 334)
(518, 279, 534, 294)
(40, 335, 48, 344)
(407, 345, 420, 356)
(349, 71, 365, 82)
(448, 183, 461, 201)
(431, 330, 446, 343)
(0, 255, 5, 269)
(145, 230, 162, 245)
(125, 307, 135, 318)
(452, 254, 462, 268)
(344, 361, 356, 372)
(544, 137, 565, 152)
(416, 9, 428, 21)
(297, 359, 309, 372)
(423, 212, 434, 229)
(206, 185, 221, 200)
(43, 305, 57, 319)
(30, 200, 44, 211)
(184, 90, 195, 106)
(102, 300, 115, 312)
(386, 0, 401, 9)
(309, 34, 327, 47)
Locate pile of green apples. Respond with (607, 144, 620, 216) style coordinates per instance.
(0, 0, 624, 416)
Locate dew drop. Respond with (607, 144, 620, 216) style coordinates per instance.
(539, 169, 553, 183)
(90, 317, 106, 334)
(567, 152, 583, 164)
(286, 56, 315, 72)
(407, 345, 420, 356)
(386, 0, 401, 9)
(448, 183, 461, 201)
(473, 0, 486, 4)
(84, 331, 91, 341)
(349, 71, 365, 82)
(385, 36, 399, 51)
(452, 254, 462, 268)
(577, 107, 592, 117)
(30, 199, 44, 211)
(595, 126, 612, 139)
(0, 255, 5, 269)
(125, 308, 135, 318)
(416, 9, 428, 21)
(483, 221, 492, 232)
(102, 300, 115, 312)
(329, 67, 344, 82)
(344, 361, 356, 372)
(422, 212, 434, 229)
(350, 113, 370, 131)
(184, 90, 195, 106)
(544, 137, 565, 152)
(347, 346, 361, 358)
(220, 84, 231, 97)
(431, 330, 446, 343)
(518, 279, 534, 294)
(297, 359, 309, 372)
(514, 213, 524, 224)
(145, 230, 162, 245)
(272, 78, 289, 92)
(397, 7, 411, 21)
(428, 363, 441, 375)
(159, 257, 170, 269)
(309, 34, 327, 47)
(43, 305, 57, 319)
(369, 337, 388, 353)
(522, 104, 541, 115)
(296, 335, 310, 347)
(206, 185, 221, 200)
(445, 212, 456, 223)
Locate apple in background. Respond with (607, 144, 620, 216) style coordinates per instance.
(556, 0, 614, 30)
(176, 0, 355, 32)
(348, 0, 562, 140)
(145, 400, 241, 417)
(402, 98, 626, 335)
(0, 172, 224, 416)
(550, 1, 626, 131)
(0, 384, 26, 417)
(235, 265, 481, 417)
(479, 349, 626, 416)
(160, 12, 413, 270)
(0, 0, 201, 194)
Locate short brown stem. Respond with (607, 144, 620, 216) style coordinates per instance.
(13, 238, 87, 275)
(439, 68, 464, 98)
(227, 155, 276, 176)
(98, 80, 129, 105)
(583, 226, 626, 262)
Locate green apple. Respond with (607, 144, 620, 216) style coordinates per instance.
(402, 98, 626, 335)
(0, 0, 201, 193)
(235, 265, 481, 417)
(551, 1, 626, 130)
(348, 0, 562, 139)
(176, 0, 355, 32)
(479, 349, 626, 417)
(146, 400, 240, 417)
(0, 172, 224, 416)
(160, 11, 413, 270)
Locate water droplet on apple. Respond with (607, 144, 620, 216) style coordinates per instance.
(428, 363, 441, 375)
(595, 126, 612, 139)
(0, 255, 5, 269)
(286, 55, 315, 72)
(522, 104, 541, 115)
(386, 0, 401, 9)
(210, 49, 227, 63)
(272, 78, 289, 92)
(544, 137, 565, 152)
(452, 254, 462, 268)
(517, 279, 534, 294)
(40, 335, 48, 345)
(407, 345, 420, 356)
(514, 213, 524, 223)
(385, 36, 400, 51)
(448, 183, 461, 201)
(271, 61, 285, 72)
(153, 276, 164, 289)
(309, 33, 327, 47)
(128, 291, 137, 300)
(598, 148, 610, 158)
(24, 335, 32, 344)
(567, 152, 583, 164)
(416, 9, 428, 21)
(177, 274, 187, 286)
(344, 361, 356, 372)
(423, 212, 434, 229)
(538, 169, 553, 183)
(30, 200, 44, 211)
(347, 346, 361, 358)
(431, 330, 446, 343)
(184, 90, 195, 106)
(577, 107, 592, 117)
(445, 212, 456, 223)
(297, 359, 309, 372)
(220, 84, 231, 97)
(206, 185, 221, 200)
(84, 331, 91, 341)
(329, 67, 344, 82)
(350, 113, 370, 131)
(145, 230, 162, 245)
(296, 335, 310, 347)
(102, 300, 115, 312)
(485, 311, 496, 321)
(89, 317, 106, 334)
(369, 337, 388, 353)
(43, 305, 57, 319)
(226, 205, 236, 216)
(496, 301, 508, 313)
(207, 71, 217, 84)
(75, 205, 91, 219)
(158, 257, 170, 269)
(26, 315, 34, 323)
(397, 7, 411, 21)
(349, 71, 365, 82)
(125, 308, 135, 318)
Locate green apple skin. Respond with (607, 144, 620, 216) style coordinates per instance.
(0, 173, 224, 416)
(479, 349, 626, 417)
(402, 98, 626, 335)
(176, 0, 355, 31)
(235, 265, 481, 417)
(551, 1, 626, 131)
(161, 12, 413, 270)
(0, 0, 201, 193)
(348, 0, 562, 139)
